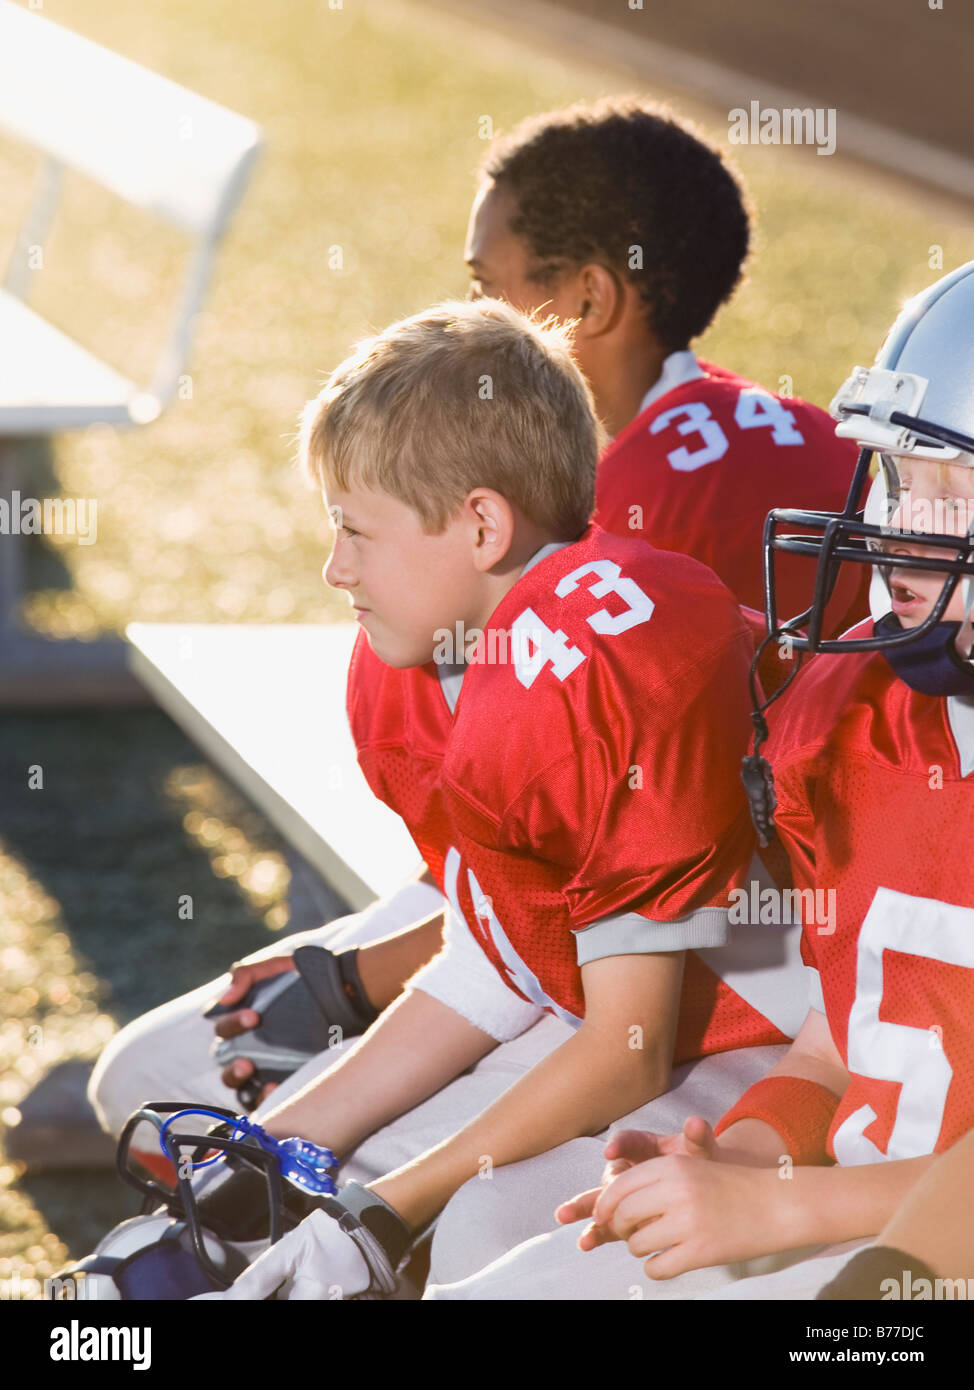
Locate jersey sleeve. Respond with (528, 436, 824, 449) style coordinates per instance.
(502, 649, 756, 950)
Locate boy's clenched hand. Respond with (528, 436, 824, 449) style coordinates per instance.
(554, 1115, 721, 1251)
(208, 955, 296, 1097)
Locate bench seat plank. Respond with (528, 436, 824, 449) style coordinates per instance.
(0, 291, 149, 434)
(126, 621, 423, 909)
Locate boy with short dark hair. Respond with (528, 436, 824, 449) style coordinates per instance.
(467, 96, 865, 625)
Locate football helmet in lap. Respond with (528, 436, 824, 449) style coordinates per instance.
(51, 1103, 410, 1300)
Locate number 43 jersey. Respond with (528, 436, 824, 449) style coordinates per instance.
(766, 628, 974, 1162)
(349, 523, 793, 1064)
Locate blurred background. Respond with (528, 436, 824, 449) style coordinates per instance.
(1, 0, 972, 1286)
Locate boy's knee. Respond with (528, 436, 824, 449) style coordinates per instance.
(87, 989, 218, 1137)
(87, 1027, 146, 1138)
(431, 1138, 598, 1287)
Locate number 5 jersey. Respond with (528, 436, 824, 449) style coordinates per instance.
(348, 523, 810, 1064)
(765, 628, 974, 1162)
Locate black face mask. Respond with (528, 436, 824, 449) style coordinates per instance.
(875, 611, 974, 696)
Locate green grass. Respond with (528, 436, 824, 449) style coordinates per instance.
(1, 0, 973, 1285)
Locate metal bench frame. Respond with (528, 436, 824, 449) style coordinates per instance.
(0, 2, 261, 703)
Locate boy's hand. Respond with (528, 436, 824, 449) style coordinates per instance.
(206, 956, 296, 1098)
(555, 1129, 662, 1245)
(555, 1117, 720, 1251)
(593, 1153, 779, 1279)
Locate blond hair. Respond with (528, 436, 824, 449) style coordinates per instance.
(300, 298, 604, 536)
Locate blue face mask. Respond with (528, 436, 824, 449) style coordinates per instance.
(875, 611, 974, 696)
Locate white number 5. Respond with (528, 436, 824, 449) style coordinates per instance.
(832, 887, 974, 1165)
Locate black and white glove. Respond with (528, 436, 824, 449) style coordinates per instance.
(206, 946, 378, 1107)
(192, 1183, 411, 1301)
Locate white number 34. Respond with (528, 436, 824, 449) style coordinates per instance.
(650, 389, 804, 472)
(511, 559, 654, 689)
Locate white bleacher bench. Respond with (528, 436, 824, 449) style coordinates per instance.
(11, 622, 422, 1168)
(126, 621, 423, 911)
(0, 2, 261, 703)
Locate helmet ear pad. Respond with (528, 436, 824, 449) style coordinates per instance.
(51, 1213, 247, 1302)
(52, 1156, 334, 1301)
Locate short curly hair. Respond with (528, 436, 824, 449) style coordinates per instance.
(482, 97, 752, 352)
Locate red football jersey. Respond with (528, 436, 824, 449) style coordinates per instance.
(766, 625, 974, 1161)
(596, 360, 868, 634)
(349, 524, 791, 1063)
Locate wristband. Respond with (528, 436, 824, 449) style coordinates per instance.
(714, 1075, 840, 1165)
(816, 1245, 939, 1301)
(334, 1180, 412, 1270)
(334, 948, 380, 1028)
(293, 945, 377, 1033)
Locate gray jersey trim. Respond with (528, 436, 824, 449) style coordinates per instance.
(694, 853, 812, 1039)
(947, 694, 974, 778)
(807, 966, 826, 1014)
(437, 663, 465, 716)
(520, 539, 573, 576)
(633, 348, 705, 418)
(575, 906, 729, 964)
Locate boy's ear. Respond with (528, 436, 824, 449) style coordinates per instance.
(467, 489, 515, 570)
(572, 263, 626, 339)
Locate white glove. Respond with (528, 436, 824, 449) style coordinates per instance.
(192, 1206, 398, 1301)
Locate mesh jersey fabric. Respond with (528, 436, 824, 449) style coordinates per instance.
(766, 622, 974, 1161)
(349, 523, 791, 1063)
(597, 359, 868, 635)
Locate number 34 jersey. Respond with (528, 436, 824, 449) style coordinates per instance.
(349, 523, 793, 1064)
(596, 361, 867, 634)
(766, 628, 974, 1162)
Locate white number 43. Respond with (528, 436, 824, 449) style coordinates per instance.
(511, 559, 654, 689)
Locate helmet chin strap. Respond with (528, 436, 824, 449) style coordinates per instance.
(874, 612, 974, 696)
(870, 510, 974, 695)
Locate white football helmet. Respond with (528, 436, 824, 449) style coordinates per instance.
(744, 262, 974, 844)
(762, 258, 974, 677)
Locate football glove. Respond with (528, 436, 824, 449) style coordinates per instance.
(193, 1182, 411, 1300)
(205, 945, 378, 1108)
